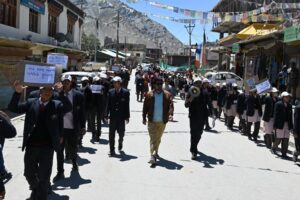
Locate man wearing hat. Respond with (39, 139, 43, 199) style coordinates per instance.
(202, 78, 212, 130)
(143, 77, 173, 164)
(8, 82, 64, 200)
(53, 74, 86, 182)
(218, 82, 228, 120)
(246, 88, 262, 141)
(262, 87, 279, 149)
(185, 77, 210, 160)
(237, 89, 247, 134)
(272, 92, 293, 158)
(211, 83, 220, 120)
(107, 76, 130, 156)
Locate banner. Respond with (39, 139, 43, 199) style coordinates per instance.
(21, 0, 45, 15)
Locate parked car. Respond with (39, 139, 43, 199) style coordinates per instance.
(82, 62, 107, 71)
(205, 71, 243, 88)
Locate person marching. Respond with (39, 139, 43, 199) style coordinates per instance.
(211, 83, 220, 121)
(225, 83, 239, 130)
(107, 76, 130, 157)
(219, 82, 227, 121)
(237, 89, 247, 134)
(53, 74, 86, 182)
(143, 77, 173, 165)
(262, 87, 279, 149)
(272, 92, 293, 159)
(185, 78, 210, 160)
(8, 82, 64, 200)
(246, 89, 262, 141)
(135, 72, 145, 102)
(293, 100, 300, 162)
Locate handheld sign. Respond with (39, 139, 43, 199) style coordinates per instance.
(47, 53, 68, 69)
(111, 65, 121, 72)
(256, 79, 271, 94)
(90, 85, 103, 94)
(18, 61, 62, 87)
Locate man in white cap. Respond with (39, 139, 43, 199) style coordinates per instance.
(53, 74, 86, 182)
(107, 76, 130, 156)
(219, 82, 228, 121)
(272, 91, 293, 158)
(225, 83, 239, 130)
(262, 87, 279, 149)
(211, 83, 221, 119)
(8, 82, 64, 200)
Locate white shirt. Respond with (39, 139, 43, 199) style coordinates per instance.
(63, 89, 74, 129)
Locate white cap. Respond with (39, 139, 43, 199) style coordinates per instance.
(61, 74, 72, 82)
(93, 76, 100, 82)
(193, 77, 202, 83)
(281, 91, 291, 97)
(270, 87, 278, 93)
(216, 83, 220, 87)
(100, 73, 107, 79)
(232, 83, 238, 88)
(222, 82, 227, 86)
(112, 76, 122, 82)
(202, 78, 209, 83)
(81, 76, 89, 82)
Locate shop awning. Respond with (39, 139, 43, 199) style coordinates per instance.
(99, 49, 126, 59)
(219, 34, 241, 47)
(236, 23, 279, 39)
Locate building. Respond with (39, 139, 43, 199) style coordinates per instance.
(0, 0, 85, 109)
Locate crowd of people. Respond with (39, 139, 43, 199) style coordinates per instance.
(0, 64, 300, 199)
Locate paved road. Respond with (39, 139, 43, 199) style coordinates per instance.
(4, 73, 300, 200)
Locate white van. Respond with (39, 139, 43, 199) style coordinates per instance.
(82, 62, 106, 72)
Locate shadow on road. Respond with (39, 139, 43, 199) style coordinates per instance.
(48, 192, 70, 200)
(204, 129, 220, 134)
(153, 157, 184, 170)
(196, 152, 225, 168)
(113, 151, 138, 162)
(99, 138, 109, 145)
(78, 146, 97, 154)
(52, 171, 92, 190)
(77, 156, 91, 166)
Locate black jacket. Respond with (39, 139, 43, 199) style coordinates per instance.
(262, 95, 278, 122)
(8, 92, 64, 152)
(185, 89, 210, 121)
(274, 101, 293, 130)
(210, 88, 218, 101)
(294, 103, 300, 136)
(107, 88, 130, 120)
(68, 90, 86, 134)
(0, 113, 17, 146)
(246, 95, 262, 117)
(218, 87, 227, 107)
(225, 92, 238, 110)
(237, 92, 247, 115)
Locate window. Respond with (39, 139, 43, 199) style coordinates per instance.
(29, 9, 39, 33)
(67, 20, 73, 35)
(48, 14, 57, 37)
(0, 0, 17, 27)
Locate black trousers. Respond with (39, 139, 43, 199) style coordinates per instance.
(109, 118, 125, 152)
(136, 88, 144, 102)
(90, 109, 103, 138)
(294, 136, 300, 153)
(57, 129, 78, 173)
(190, 118, 205, 154)
(24, 146, 54, 200)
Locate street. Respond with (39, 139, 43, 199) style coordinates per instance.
(4, 74, 300, 200)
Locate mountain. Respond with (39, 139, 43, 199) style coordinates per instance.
(76, 0, 185, 54)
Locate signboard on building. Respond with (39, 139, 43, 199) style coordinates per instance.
(232, 43, 240, 53)
(47, 53, 69, 69)
(18, 61, 62, 87)
(21, 0, 45, 15)
(284, 27, 300, 43)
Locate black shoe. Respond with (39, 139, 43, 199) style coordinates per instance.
(281, 154, 289, 160)
(72, 163, 79, 171)
(205, 126, 212, 131)
(52, 172, 65, 182)
(270, 148, 276, 154)
(48, 184, 53, 194)
(0, 171, 12, 181)
(191, 153, 197, 160)
(293, 154, 298, 162)
(109, 151, 116, 157)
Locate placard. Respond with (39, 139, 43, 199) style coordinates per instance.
(18, 61, 62, 87)
(47, 53, 68, 69)
(256, 79, 271, 94)
(111, 65, 121, 72)
(90, 85, 103, 94)
(24, 64, 56, 84)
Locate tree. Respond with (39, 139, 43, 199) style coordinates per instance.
(81, 32, 101, 59)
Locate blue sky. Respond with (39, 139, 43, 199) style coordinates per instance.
(120, 0, 220, 45)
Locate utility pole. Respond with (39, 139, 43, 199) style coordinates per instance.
(94, 19, 99, 62)
(185, 23, 195, 67)
(116, 10, 120, 64)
